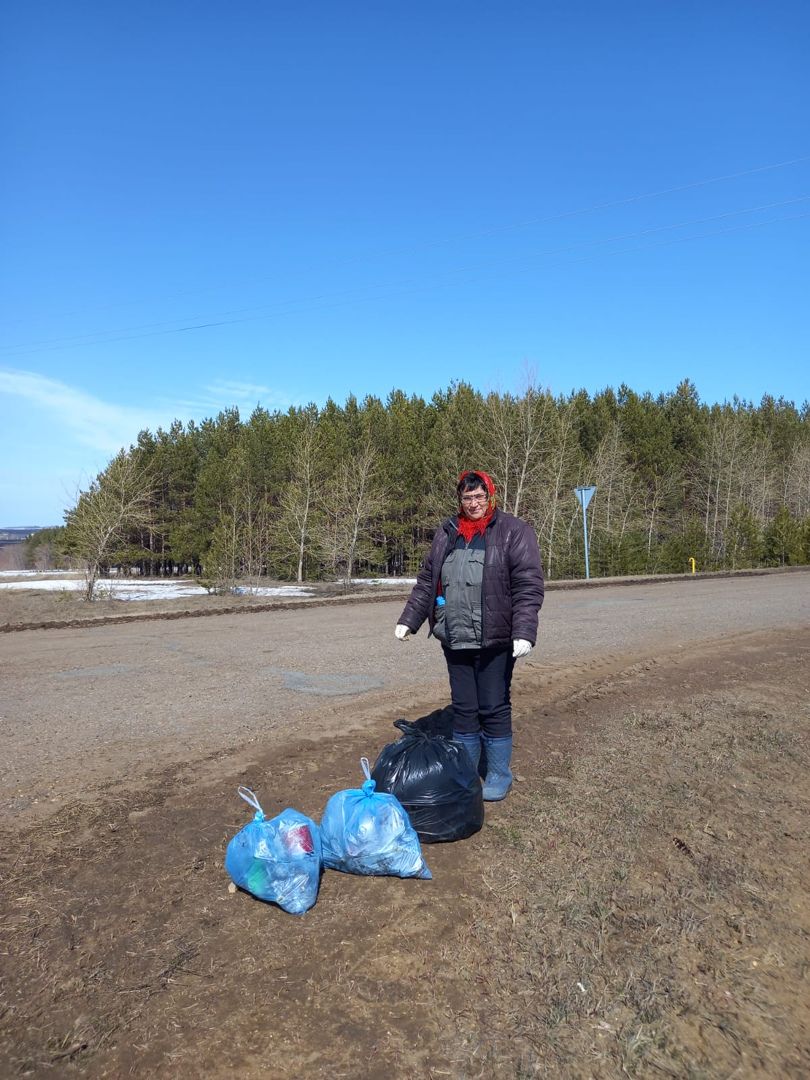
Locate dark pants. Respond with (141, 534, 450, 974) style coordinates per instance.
(443, 646, 515, 739)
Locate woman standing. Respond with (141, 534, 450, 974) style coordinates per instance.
(395, 470, 544, 801)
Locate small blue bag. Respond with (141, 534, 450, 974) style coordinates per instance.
(225, 787, 322, 915)
(320, 759, 432, 879)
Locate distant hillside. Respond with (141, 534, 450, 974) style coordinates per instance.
(0, 527, 51, 542)
(0, 526, 63, 572)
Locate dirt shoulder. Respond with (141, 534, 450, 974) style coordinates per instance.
(1, 628, 808, 1078)
(0, 579, 409, 632)
(1, 565, 805, 633)
(3, 573, 808, 823)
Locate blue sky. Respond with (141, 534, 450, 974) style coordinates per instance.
(1, 1, 808, 524)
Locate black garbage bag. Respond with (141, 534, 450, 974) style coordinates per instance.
(371, 717, 484, 843)
(406, 706, 455, 739)
(411, 708, 487, 778)
(412, 706, 486, 779)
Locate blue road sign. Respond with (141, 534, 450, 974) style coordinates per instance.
(575, 485, 596, 511)
(573, 485, 597, 579)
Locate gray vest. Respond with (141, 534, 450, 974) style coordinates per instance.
(436, 545, 485, 648)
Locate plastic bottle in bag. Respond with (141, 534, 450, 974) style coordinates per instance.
(225, 787, 322, 915)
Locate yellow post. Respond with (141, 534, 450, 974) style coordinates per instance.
(689, 557, 696, 575)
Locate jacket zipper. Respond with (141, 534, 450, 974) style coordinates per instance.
(430, 520, 457, 638)
(480, 516, 493, 648)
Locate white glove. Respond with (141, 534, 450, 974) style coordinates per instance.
(512, 639, 532, 659)
(395, 624, 412, 641)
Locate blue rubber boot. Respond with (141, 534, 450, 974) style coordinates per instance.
(453, 732, 482, 774)
(481, 736, 513, 801)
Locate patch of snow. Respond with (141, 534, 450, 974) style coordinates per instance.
(101, 581, 209, 601)
(349, 577, 416, 586)
(233, 586, 314, 598)
(0, 577, 315, 601)
(0, 578, 88, 592)
(0, 569, 78, 578)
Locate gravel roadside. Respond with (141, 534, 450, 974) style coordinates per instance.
(2, 570, 808, 820)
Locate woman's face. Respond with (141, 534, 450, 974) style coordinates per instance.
(459, 485, 489, 520)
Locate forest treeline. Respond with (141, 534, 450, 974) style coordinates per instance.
(30, 379, 810, 584)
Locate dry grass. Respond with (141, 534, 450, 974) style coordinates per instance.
(1, 638, 808, 1078)
(440, 693, 810, 1078)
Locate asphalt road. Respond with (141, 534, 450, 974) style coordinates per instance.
(2, 571, 808, 813)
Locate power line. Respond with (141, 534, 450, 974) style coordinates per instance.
(2, 194, 807, 359)
(1, 153, 807, 333)
(466, 155, 810, 235)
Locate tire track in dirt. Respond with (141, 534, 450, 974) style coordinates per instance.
(4, 573, 808, 819)
(1, 629, 807, 1078)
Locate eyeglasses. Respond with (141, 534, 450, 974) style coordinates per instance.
(460, 493, 488, 505)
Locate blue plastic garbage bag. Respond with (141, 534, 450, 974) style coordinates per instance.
(225, 787, 322, 915)
(320, 759, 432, 879)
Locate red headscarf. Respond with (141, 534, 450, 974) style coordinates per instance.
(456, 469, 496, 542)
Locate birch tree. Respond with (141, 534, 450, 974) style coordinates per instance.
(483, 373, 552, 517)
(314, 442, 387, 583)
(525, 400, 580, 579)
(275, 408, 321, 582)
(64, 452, 154, 600)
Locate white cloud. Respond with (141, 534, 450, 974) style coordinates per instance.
(0, 368, 157, 455)
(0, 369, 295, 455)
(0, 367, 303, 515)
(209, 379, 285, 401)
(0, 369, 297, 522)
(172, 379, 295, 417)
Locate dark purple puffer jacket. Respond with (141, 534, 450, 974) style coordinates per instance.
(398, 509, 544, 648)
